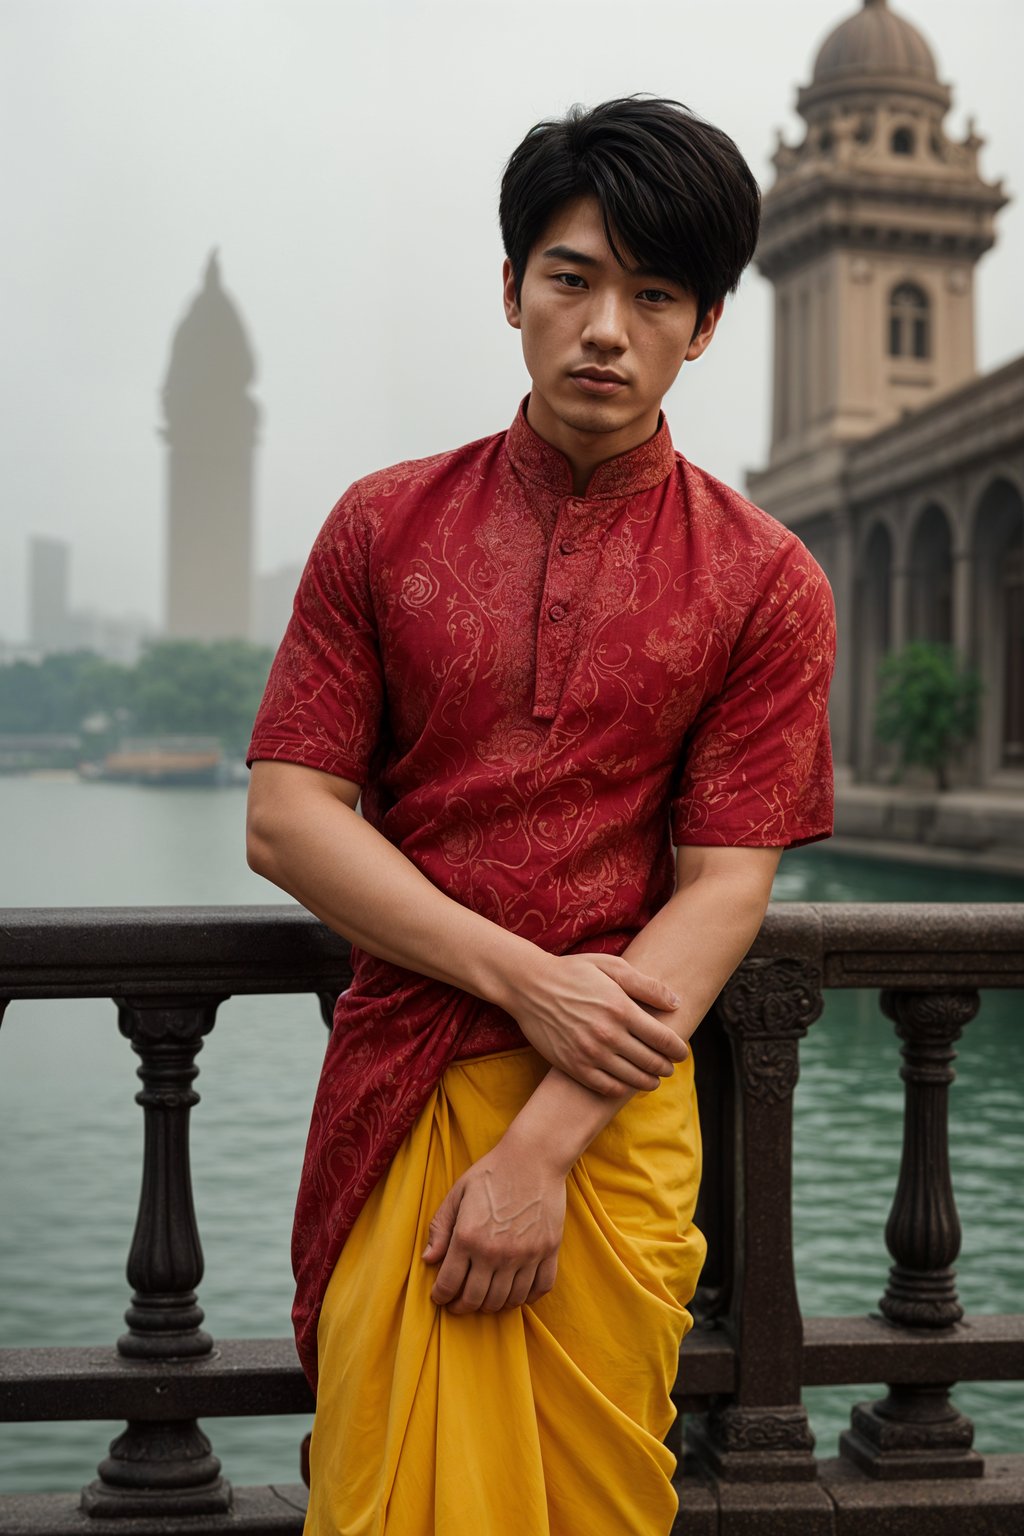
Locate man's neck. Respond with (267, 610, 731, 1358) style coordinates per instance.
(525, 394, 663, 497)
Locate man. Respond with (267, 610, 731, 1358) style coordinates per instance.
(246, 97, 835, 1535)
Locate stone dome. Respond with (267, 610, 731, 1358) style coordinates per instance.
(813, 0, 938, 85)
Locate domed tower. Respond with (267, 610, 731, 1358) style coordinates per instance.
(161, 251, 260, 641)
(754, 0, 1006, 471)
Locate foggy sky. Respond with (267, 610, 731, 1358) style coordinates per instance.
(2, 0, 1020, 643)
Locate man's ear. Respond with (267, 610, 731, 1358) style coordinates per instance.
(685, 298, 725, 362)
(502, 258, 522, 331)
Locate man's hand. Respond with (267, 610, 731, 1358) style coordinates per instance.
(502, 951, 686, 1095)
(423, 1137, 567, 1314)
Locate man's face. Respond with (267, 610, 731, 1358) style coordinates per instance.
(503, 195, 722, 457)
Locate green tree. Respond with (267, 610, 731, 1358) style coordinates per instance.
(875, 642, 983, 791)
(0, 651, 130, 734)
(0, 640, 274, 756)
(131, 640, 274, 755)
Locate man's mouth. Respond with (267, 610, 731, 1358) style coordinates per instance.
(570, 369, 628, 396)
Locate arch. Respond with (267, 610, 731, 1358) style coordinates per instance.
(889, 282, 930, 359)
(907, 503, 953, 644)
(968, 463, 1024, 530)
(856, 507, 900, 567)
(891, 126, 915, 156)
(855, 521, 893, 777)
(972, 477, 1024, 772)
(907, 491, 961, 556)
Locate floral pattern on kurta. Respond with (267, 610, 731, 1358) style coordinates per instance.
(247, 399, 836, 1388)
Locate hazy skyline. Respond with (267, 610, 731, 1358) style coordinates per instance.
(2, 0, 1020, 644)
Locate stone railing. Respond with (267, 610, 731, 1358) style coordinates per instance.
(1, 904, 1022, 1535)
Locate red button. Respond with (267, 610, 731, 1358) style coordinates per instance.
(559, 538, 577, 555)
(548, 603, 567, 622)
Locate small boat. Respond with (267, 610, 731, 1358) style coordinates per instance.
(80, 737, 223, 787)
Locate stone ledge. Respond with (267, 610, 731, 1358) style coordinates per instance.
(670, 1454, 1024, 1534)
(821, 1453, 1024, 1535)
(0, 1484, 308, 1536)
(4, 1461, 1023, 1534)
(832, 784, 1024, 875)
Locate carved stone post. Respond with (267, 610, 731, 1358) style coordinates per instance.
(686, 958, 823, 1486)
(81, 995, 232, 1519)
(840, 988, 984, 1481)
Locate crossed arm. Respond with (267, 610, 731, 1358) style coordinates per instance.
(246, 759, 780, 1315)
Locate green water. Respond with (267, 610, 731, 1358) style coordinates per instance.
(0, 779, 1021, 1492)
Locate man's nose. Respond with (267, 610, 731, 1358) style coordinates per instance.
(581, 292, 628, 353)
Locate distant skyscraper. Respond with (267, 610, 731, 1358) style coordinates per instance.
(28, 536, 71, 651)
(25, 534, 153, 664)
(161, 251, 260, 641)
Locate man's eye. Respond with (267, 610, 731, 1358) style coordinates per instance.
(554, 273, 586, 288)
(639, 289, 672, 304)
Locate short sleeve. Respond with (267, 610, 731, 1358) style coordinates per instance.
(671, 537, 836, 849)
(246, 484, 384, 784)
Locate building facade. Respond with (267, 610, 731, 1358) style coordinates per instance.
(748, 0, 1024, 794)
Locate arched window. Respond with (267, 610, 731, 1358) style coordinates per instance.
(891, 127, 915, 156)
(889, 283, 930, 359)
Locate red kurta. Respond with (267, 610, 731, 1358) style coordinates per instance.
(247, 401, 836, 1388)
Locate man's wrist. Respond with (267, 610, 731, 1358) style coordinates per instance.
(498, 1115, 578, 1180)
(470, 934, 556, 1016)
(499, 1069, 631, 1179)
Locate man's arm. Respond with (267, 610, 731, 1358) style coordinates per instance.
(423, 843, 780, 1315)
(246, 759, 688, 1093)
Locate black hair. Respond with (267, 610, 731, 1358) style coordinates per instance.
(499, 96, 761, 326)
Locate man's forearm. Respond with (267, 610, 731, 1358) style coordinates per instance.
(499, 855, 778, 1175)
(248, 764, 538, 1010)
(247, 761, 685, 1091)
(422, 848, 779, 1311)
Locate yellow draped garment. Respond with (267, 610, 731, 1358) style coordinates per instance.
(303, 1045, 705, 1536)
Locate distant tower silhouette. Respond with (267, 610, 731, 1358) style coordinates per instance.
(28, 536, 72, 651)
(161, 250, 260, 640)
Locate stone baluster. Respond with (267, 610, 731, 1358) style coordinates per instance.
(81, 995, 232, 1519)
(686, 957, 826, 1504)
(840, 987, 984, 1480)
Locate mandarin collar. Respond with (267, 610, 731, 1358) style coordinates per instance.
(504, 396, 675, 501)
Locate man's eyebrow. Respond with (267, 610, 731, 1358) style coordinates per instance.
(541, 243, 677, 284)
(541, 244, 600, 266)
